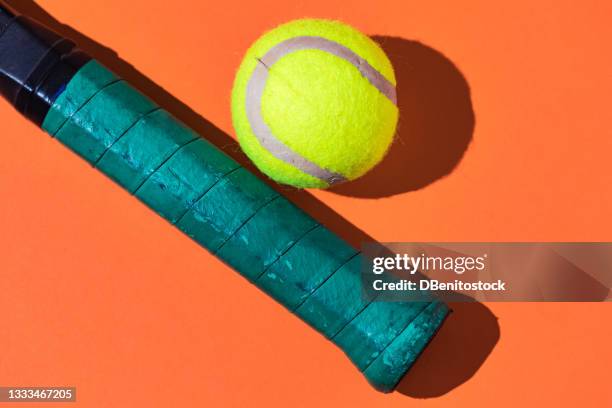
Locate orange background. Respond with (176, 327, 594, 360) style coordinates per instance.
(1, 0, 611, 406)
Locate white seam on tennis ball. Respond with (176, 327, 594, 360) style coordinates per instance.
(260, 37, 396, 104)
(245, 36, 397, 185)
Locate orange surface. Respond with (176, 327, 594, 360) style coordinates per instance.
(1, 0, 611, 406)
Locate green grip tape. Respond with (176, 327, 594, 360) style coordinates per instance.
(41, 60, 448, 392)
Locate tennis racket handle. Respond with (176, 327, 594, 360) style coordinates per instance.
(0, 12, 448, 392)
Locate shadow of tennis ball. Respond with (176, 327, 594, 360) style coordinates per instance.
(330, 36, 475, 198)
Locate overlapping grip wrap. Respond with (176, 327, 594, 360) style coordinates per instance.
(38, 59, 447, 392)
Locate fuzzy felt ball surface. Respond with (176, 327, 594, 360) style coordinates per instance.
(232, 19, 398, 189)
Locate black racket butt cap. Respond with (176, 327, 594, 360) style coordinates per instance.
(0, 11, 91, 125)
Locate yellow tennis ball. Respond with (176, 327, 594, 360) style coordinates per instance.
(231, 19, 398, 189)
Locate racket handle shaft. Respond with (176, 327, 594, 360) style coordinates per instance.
(0, 13, 448, 392)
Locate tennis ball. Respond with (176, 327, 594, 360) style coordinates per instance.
(231, 19, 398, 189)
